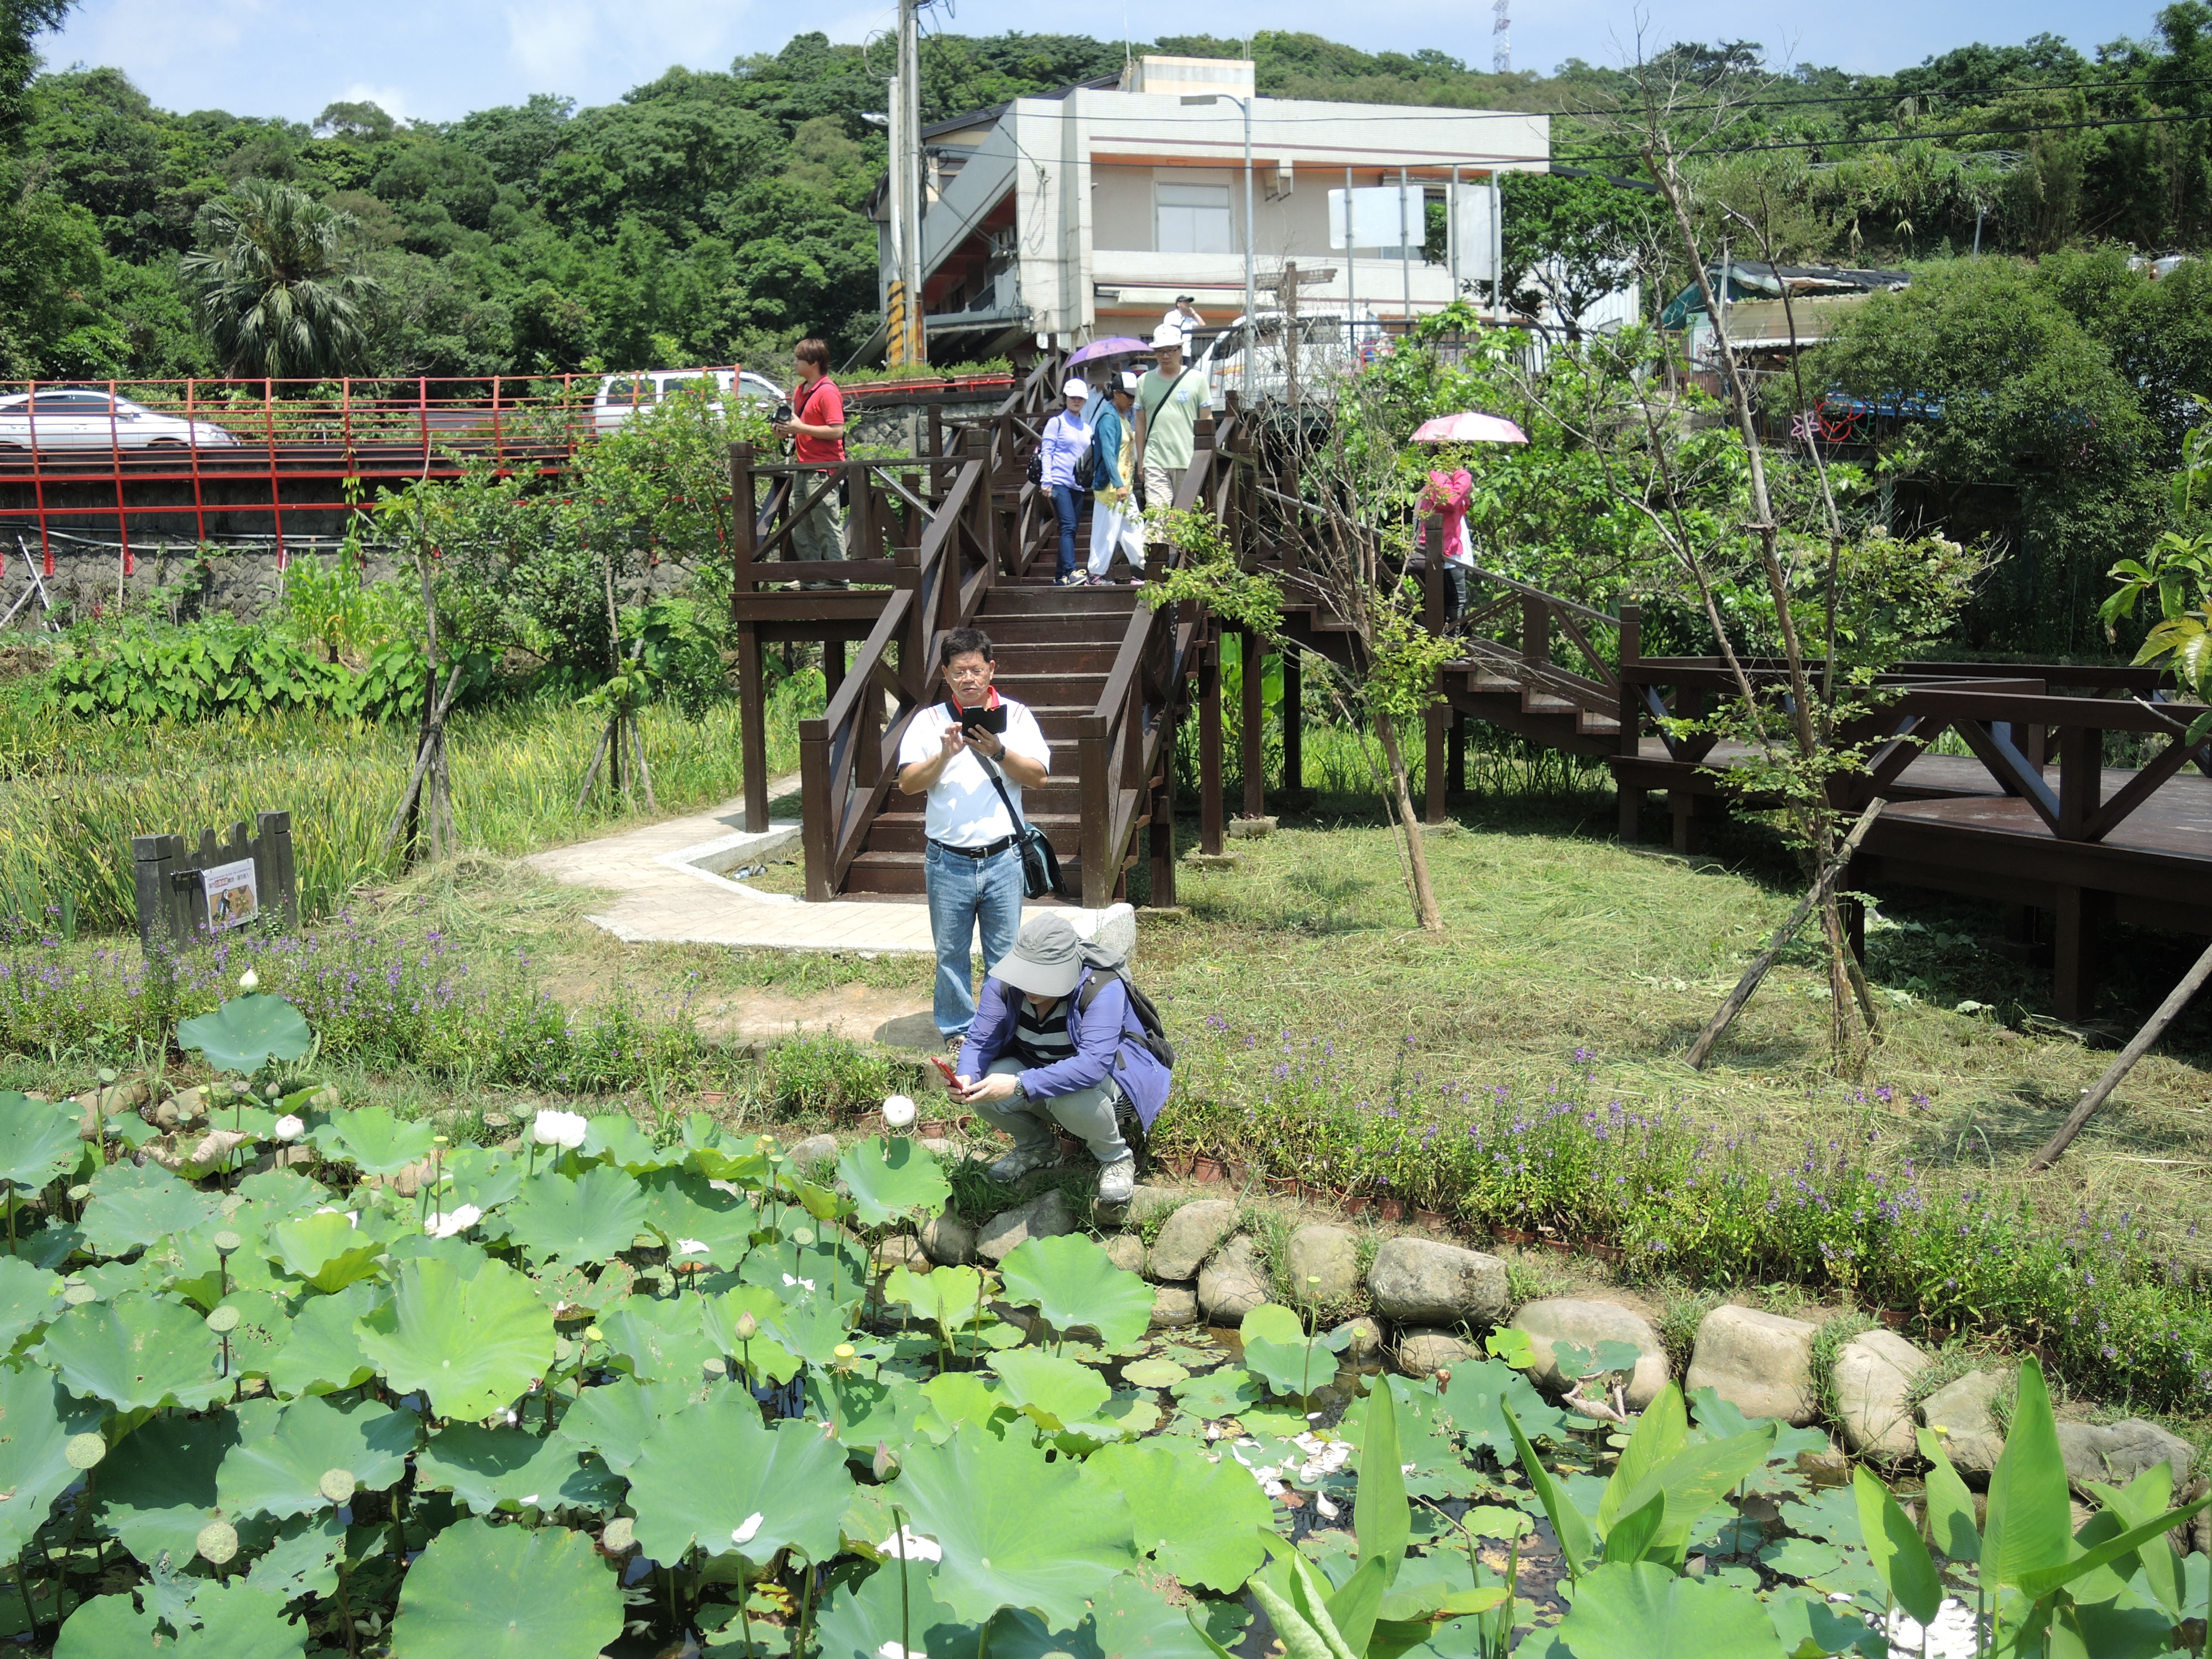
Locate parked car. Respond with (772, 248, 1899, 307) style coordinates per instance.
(591, 368, 784, 435)
(1190, 306, 1383, 410)
(0, 389, 241, 450)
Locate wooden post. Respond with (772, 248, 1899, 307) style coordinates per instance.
(797, 717, 833, 902)
(1616, 603, 1643, 843)
(1239, 628, 1266, 819)
(738, 623, 770, 832)
(1281, 646, 1303, 796)
(2058, 723, 2098, 840)
(1421, 513, 1448, 823)
(1446, 714, 1466, 797)
(1199, 625, 1225, 855)
(2030, 936, 2212, 1169)
(823, 637, 845, 704)
(131, 834, 179, 959)
(2052, 886, 2099, 1021)
(257, 810, 299, 933)
(1079, 714, 1112, 908)
(728, 442, 759, 623)
(1149, 756, 1179, 908)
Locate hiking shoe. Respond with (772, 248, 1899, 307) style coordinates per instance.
(1095, 1157, 1136, 1205)
(988, 1146, 1055, 1185)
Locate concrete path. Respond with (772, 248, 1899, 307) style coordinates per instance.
(524, 778, 1135, 961)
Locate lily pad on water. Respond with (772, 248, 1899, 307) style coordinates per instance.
(1169, 1366, 1266, 1420)
(355, 1256, 554, 1421)
(837, 1136, 951, 1227)
(637, 1168, 759, 1266)
(216, 1394, 419, 1521)
(55, 1577, 305, 1659)
(0, 1254, 58, 1353)
(414, 1423, 620, 1514)
(999, 1234, 1152, 1347)
(1758, 1536, 1844, 1582)
(988, 1349, 1112, 1432)
(176, 995, 313, 1077)
(505, 1163, 649, 1265)
(628, 1391, 853, 1563)
(1121, 1358, 1189, 1390)
(1083, 1439, 1272, 1592)
(0, 1365, 105, 1557)
(390, 1516, 622, 1659)
(0, 1093, 81, 1191)
(39, 1293, 227, 1412)
(582, 1114, 675, 1172)
(986, 1572, 1248, 1659)
(892, 1423, 1136, 1628)
(596, 1293, 726, 1384)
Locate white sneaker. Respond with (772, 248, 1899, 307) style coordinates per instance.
(988, 1146, 1055, 1184)
(1096, 1157, 1136, 1204)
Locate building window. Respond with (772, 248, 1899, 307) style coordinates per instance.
(1156, 183, 1233, 254)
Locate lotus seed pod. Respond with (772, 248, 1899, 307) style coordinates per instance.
(584, 1324, 604, 1343)
(237, 969, 258, 992)
(789, 1227, 815, 1246)
(66, 1185, 88, 1203)
(732, 1312, 758, 1342)
(602, 1517, 636, 1553)
(833, 1343, 856, 1362)
(64, 1433, 105, 1470)
(196, 1521, 238, 1565)
(205, 1306, 241, 1334)
(319, 1469, 357, 1506)
(96, 1068, 117, 1086)
(61, 1282, 95, 1306)
(703, 1356, 727, 1379)
(212, 1230, 241, 1255)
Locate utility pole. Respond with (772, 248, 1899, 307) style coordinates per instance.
(894, 0, 927, 366)
(1492, 0, 1510, 74)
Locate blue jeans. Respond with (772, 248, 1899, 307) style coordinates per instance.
(925, 843, 1025, 1037)
(1051, 484, 1081, 579)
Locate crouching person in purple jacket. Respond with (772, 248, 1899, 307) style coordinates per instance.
(951, 913, 1169, 1206)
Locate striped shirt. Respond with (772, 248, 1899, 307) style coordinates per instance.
(1009, 995, 1075, 1071)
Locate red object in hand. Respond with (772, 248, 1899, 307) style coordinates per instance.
(930, 1055, 962, 1090)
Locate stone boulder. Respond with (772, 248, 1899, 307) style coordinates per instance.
(874, 1235, 928, 1271)
(1151, 1200, 1240, 1282)
(1683, 1306, 1819, 1425)
(1103, 1233, 1147, 1276)
(1150, 1284, 1199, 1328)
(1919, 1369, 2005, 1483)
(1287, 1225, 1361, 1306)
(785, 1133, 839, 1170)
(1832, 1329, 1929, 1460)
(1513, 1298, 1671, 1411)
(1123, 1185, 1185, 1226)
(2056, 1419, 2196, 1498)
(1332, 1316, 1385, 1360)
(1367, 1238, 1508, 1326)
(1397, 1327, 1475, 1377)
(919, 1212, 978, 1266)
(976, 1188, 1077, 1263)
(1197, 1236, 1269, 1324)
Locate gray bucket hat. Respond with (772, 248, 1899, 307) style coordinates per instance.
(995, 914, 1086, 999)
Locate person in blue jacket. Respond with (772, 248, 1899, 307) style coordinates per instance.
(951, 912, 1168, 1205)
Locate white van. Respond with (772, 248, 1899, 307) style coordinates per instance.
(1191, 307, 1383, 410)
(591, 367, 785, 435)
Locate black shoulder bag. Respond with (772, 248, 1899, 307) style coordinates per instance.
(975, 749, 1064, 900)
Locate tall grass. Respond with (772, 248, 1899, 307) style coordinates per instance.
(0, 675, 818, 932)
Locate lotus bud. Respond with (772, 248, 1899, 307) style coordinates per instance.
(265, 1082, 283, 1100)
(873, 1442, 899, 1480)
(273, 1114, 304, 1142)
(1434, 1368, 1451, 1387)
(733, 1311, 759, 1342)
(881, 1094, 917, 1129)
(237, 969, 259, 993)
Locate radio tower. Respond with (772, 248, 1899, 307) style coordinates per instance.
(1491, 0, 1510, 73)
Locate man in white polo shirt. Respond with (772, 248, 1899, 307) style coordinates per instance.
(896, 627, 1052, 1041)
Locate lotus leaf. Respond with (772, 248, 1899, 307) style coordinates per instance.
(988, 1349, 1112, 1431)
(766, 1291, 868, 1366)
(56, 1577, 305, 1659)
(1757, 1537, 1844, 1581)
(883, 1263, 987, 1331)
(325, 1107, 439, 1177)
(234, 1167, 336, 1218)
(438, 1147, 525, 1213)
(637, 1168, 759, 1266)
(916, 1371, 1014, 1442)
(837, 1136, 951, 1227)
(0, 1093, 81, 1190)
(742, 1234, 869, 1311)
(505, 1164, 649, 1265)
(987, 1573, 1246, 1659)
(1345, 1376, 1486, 1501)
(597, 1293, 727, 1383)
(94, 1411, 244, 1568)
(390, 1516, 621, 1659)
(76, 1162, 222, 1257)
(1084, 1440, 1272, 1592)
(1169, 1366, 1266, 1419)
(582, 1115, 673, 1171)
(39, 1293, 226, 1411)
(628, 1391, 853, 1563)
(1775, 1485, 1862, 1545)
(1437, 1357, 1568, 1453)
(356, 1256, 555, 1421)
(0, 1256, 56, 1354)
(0, 1364, 105, 1556)
(1548, 1561, 1783, 1658)
(554, 1376, 700, 1471)
(999, 1235, 1151, 1346)
(414, 1423, 620, 1514)
(176, 994, 313, 1077)
(811, 1559, 971, 1659)
(1120, 1358, 1188, 1389)
(268, 1209, 384, 1292)
(530, 1257, 635, 1322)
(1241, 1326, 1351, 1399)
(1761, 1585, 1868, 1656)
(267, 1281, 385, 1397)
(701, 1287, 803, 1385)
(243, 1510, 353, 1602)
(893, 1423, 1136, 1627)
(216, 1395, 418, 1520)
(1685, 1385, 1832, 1474)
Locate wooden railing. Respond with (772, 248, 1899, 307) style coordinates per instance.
(789, 355, 1064, 900)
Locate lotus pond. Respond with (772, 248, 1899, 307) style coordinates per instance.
(0, 993, 2203, 1657)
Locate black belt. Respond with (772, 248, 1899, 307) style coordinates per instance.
(929, 835, 1018, 859)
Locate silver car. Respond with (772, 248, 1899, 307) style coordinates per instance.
(0, 389, 241, 451)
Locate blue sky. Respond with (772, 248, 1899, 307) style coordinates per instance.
(34, 0, 2138, 126)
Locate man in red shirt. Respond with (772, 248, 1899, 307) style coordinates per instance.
(771, 338, 847, 587)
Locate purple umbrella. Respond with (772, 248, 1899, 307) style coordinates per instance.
(1067, 336, 1149, 366)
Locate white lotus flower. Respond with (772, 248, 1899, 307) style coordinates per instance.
(273, 1114, 304, 1142)
(533, 1109, 589, 1149)
(731, 1512, 764, 1547)
(782, 1272, 815, 1292)
(314, 1207, 361, 1230)
(875, 1526, 942, 1563)
(237, 969, 259, 992)
(425, 1206, 481, 1239)
(881, 1094, 917, 1129)
(879, 1644, 924, 1659)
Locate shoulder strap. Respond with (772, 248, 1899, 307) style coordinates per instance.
(974, 751, 1029, 835)
(1141, 368, 1193, 425)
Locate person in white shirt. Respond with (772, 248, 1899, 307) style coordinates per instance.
(1159, 296, 1204, 345)
(896, 628, 1052, 1041)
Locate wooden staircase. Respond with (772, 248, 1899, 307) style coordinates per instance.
(842, 582, 1146, 899)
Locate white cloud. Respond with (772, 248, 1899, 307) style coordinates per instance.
(504, 0, 602, 83)
(333, 82, 420, 124)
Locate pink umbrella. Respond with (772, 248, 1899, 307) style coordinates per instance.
(1067, 337, 1149, 366)
(1412, 411, 1527, 445)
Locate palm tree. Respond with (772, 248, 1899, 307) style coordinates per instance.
(182, 179, 378, 379)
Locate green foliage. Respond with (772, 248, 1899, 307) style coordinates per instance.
(390, 1518, 622, 1659)
(181, 178, 376, 378)
(176, 994, 314, 1076)
(1499, 171, 1657, 336)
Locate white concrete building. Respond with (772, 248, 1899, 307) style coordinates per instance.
(874, 58, 1553, 358)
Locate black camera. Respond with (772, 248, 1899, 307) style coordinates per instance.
(773, 403, 794, 426)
